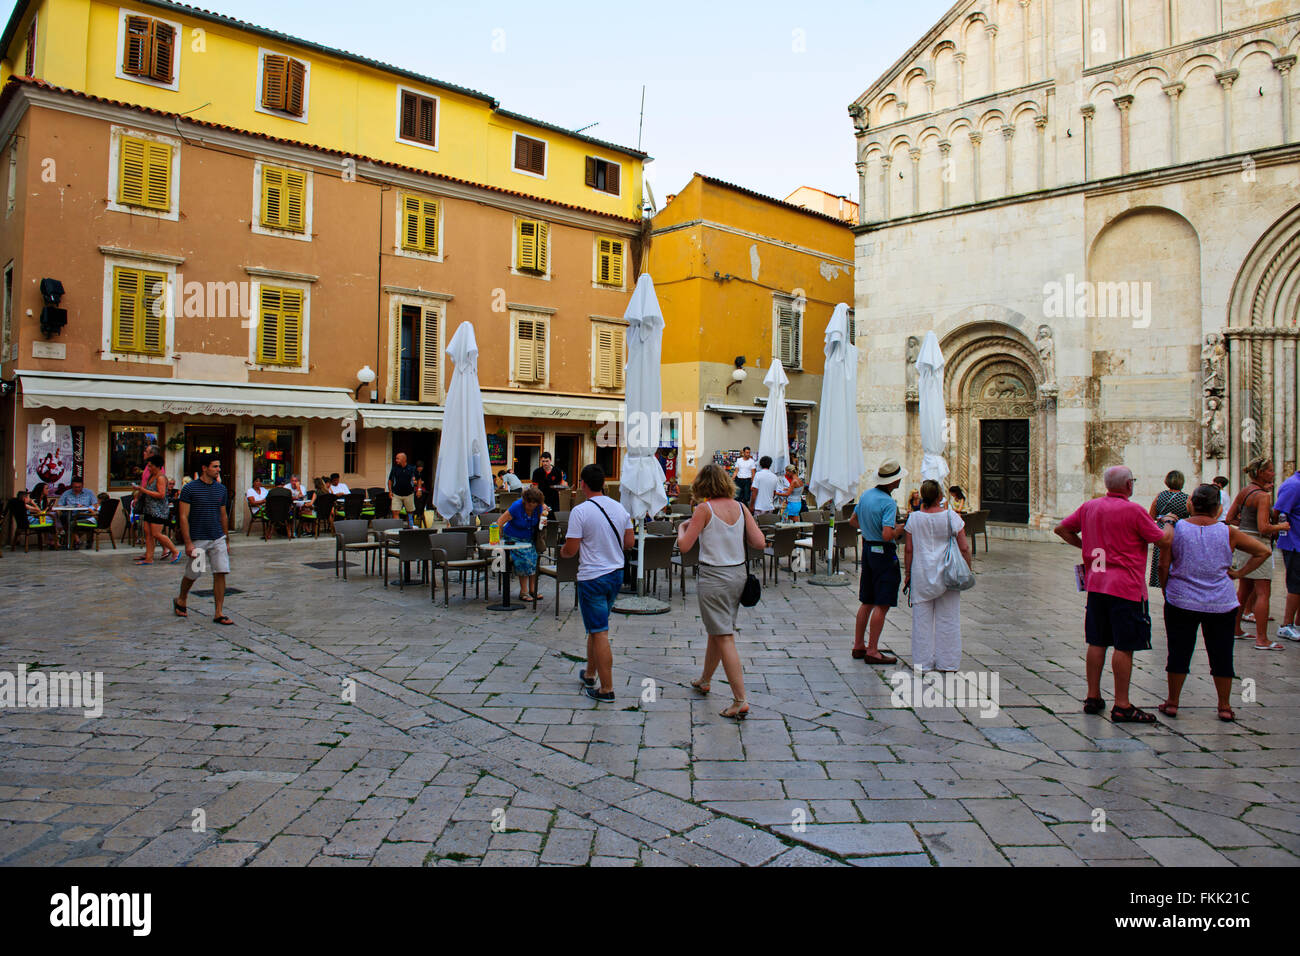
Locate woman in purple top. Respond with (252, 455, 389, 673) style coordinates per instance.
(1157, 483, 1269, 722)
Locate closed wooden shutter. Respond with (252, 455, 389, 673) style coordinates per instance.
(418, 97, 435, 144)
(597, 238, 624, 286)
(388, 306, 403, 401)
(143, 142, 170, 209)
(516, 318, 545, 383)
(150, 22, 175, 82)
(515, 136, 545, 175)
(419, 198, 438, 253)
(261, 166, 283, 227)
(258, 286, 304, 365)
(595, 325, 623, 388)
(286, 59, 306, 116)
(400, 93, 418, 140)
(119, 137, 170, 210)
(517, 220, 538, 271)
(585, 157, 597, 187)
(23, 17, 35, 76)
(418, 307, 440, 402)
(281, 289, 303, 364)
(258, 287, 280, 364)
(778, 305, 801, 368)
(401, 195, 421, 250)
(112, 267, 166, 355)
(123, 16, 150, 76)
(605, 162, 620, 195)
(534, 222, 549, 273)
(261, 167, 306, 231)
(262, 54, 287, 110)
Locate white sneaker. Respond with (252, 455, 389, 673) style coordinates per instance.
(1278, 625, 1300, 642)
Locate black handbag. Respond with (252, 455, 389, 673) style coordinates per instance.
(740, 571, 762, 607)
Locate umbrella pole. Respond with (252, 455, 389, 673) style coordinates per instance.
(808, 494, 852, 587)
(637, 516, 647, 597)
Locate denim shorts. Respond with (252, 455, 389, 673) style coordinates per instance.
(577, 569, 623, 634)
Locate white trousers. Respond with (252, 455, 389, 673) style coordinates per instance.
(911, 589, 962, 671)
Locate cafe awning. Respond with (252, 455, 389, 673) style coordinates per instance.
(17, 371, 356, 420)
(480, 390, 621, 423)
(358, 404, 444, 431)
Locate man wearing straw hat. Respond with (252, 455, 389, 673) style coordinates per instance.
(848, 458, 907, 664)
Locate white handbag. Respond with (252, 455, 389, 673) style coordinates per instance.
(941, 525, 975, 591)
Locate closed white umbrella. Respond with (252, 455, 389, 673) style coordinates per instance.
(807, 303, 864, 585)
(433, 322, 495, 524)
(757, 358, 790, 477)
(618, 274, 668, 609)
(916, 331, 949, 485)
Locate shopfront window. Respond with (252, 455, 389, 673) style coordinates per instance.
(253, 427, 297, 485)
(109, 423, 161, 488)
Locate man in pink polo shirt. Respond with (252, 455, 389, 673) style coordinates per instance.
(1055, 465, 1174, 723)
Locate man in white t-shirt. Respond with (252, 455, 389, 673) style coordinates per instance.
(749, 456, 787, 515)
(561, 463, 634, 703)
(733, 447, 756, 504)
(328, 473, 351, 496)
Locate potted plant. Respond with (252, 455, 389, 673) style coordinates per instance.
(165, 432, 186, 451)
(235, 435, 261, 453)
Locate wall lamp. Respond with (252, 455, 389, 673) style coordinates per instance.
(355, 365, 377, 400)
(725, 356, 747, 394)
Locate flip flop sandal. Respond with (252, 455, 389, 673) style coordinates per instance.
(1111, 704, 1158, 724)
(690, 679, 711, 695)
(1157, 701, 1179, 718)
(1252, 641, 1284, 651)
(134, 559, 154, 565)
(863, 653, 898, 665)
(172, 598, 187, 617)
(1217, 707, 1236, 722)
(213, 615, 235, 626)
(1083, 697, 1106, 715)
(168, 553, 182, 564)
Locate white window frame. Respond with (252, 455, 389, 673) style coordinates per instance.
(509, 310, 551, 389)
(393, 192, 445, 263)
(772, 292, 804, 371)
(591, 234, 628, 291)
(388, 292, 446, 404)
(100, 254, 177, 366)
(589, 317, 627, 392)
(511, 131, 549, 180)
(587, 155, 622, 198)
(106, 125, 181, 222)
(394, 85, 440, 153)
(510, 217, 551, 281)
(254, 47, 311, 124)
(114, 8, 182, 92)
(251, 159, 314, 242)
(247, 277, 312, 373)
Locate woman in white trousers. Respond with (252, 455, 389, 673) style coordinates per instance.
(904, 480, 973, 672)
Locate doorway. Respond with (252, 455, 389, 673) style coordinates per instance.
(553, 433, 583, 486)
(513, 432, 542, 481)
(392, 429, 437, 476)
(186, 425, 235, 486)
(980, 418, 1029, 523)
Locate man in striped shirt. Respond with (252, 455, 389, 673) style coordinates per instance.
(174, 452, 234, 625)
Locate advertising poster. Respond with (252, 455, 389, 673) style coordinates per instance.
(26, 423, 75, 494)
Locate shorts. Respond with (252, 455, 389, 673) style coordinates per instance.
(393, 493, 416, 515)
(577, 569, 623, 634)
(1232, 537, 1274, 581)
(1283, 549, 1300, 596)
(1163, 600, 1236, 678)
(182, 536, 230, 580)
(1084, 591, 1151, 653)
(859, 545, 901, 607)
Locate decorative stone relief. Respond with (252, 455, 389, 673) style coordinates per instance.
(905, 335, 920, 402)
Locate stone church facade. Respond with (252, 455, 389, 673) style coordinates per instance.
(850, 0, 1300, 531)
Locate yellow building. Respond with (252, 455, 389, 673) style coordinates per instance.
(646, 174, 855, 485)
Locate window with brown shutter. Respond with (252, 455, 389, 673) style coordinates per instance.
(399, 91, 437, 146)
(122, 16, 175, 83)
(585, 156, 620, 195)
(23, 16, 35, 76)
(262, 53, 308, 116)
(513, 135, 546, 176)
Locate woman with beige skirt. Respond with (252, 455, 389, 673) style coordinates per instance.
(676, 464, 769, 719)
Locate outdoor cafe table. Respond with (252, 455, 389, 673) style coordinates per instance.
(50, 505, 95, 550)
(476, 539, 532, 612)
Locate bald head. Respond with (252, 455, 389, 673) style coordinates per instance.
(1103, 466, 1134, 495)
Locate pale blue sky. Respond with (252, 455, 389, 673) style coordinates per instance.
(186, 0, 954, 207)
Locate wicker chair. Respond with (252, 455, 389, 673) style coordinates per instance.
(79, 499, 120, 551)
(429, 532, 488, 606)
(263, 489, 295, 540)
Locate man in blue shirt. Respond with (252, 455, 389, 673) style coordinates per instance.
(55, 477, 98, 549)
(848, 458, 906, 665)
(1275, 468, 1300, 641)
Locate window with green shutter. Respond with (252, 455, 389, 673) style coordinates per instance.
(118, 136, 171, 210)
(111, 267, 167, 355)
(400, 194, 440, 254)
(261, 166, 307, 232)
(257, 286, 304, 366)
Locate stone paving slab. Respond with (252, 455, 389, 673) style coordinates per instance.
(1, 535, 1297, 865)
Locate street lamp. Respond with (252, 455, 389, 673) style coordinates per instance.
(725, 356, 747, 394)
(355, 365, 376, 400)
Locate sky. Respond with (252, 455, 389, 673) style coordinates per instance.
(169, 0, 956, 208)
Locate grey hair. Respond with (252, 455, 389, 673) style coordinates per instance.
(1103, 466, 1133, 491)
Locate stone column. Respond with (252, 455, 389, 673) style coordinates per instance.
(909, 147, 921, 213)
(855, 161, 867, 224)
(1275, 56, 1296, 143)
(880, 154, 892, 220)
(1114, 94, 1134, 174)
(1034, 115, 1048, 189)
(954, 52, 966, 103)
(925, 79, 936, 113)
(1216, 69, 1238, 155)
(969, 131, 983, 201)
(897, 100, 908, 123)
(986, 25, 998, 94)
(1002, 124, 1016, 194)
(1163, 0, 1173, 47)
(1080, 104, 1096, 180)
(1163, 81, 1184, 164)
(1020, 1, 1032, 86)
(938, 140, 952, 207)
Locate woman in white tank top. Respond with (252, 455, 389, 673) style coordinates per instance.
(677, 464, 769, 719)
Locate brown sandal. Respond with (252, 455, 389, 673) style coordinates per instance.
(172, 598, 187, 617)
(1217, 706, 1235, 722)
(1157, 701, 1178, 718)
(1111, 704, 1158, 724)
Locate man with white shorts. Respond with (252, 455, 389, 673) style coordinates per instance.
(174, 452, 234, 625)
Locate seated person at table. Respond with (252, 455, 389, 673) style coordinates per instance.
(496, 487, 550, 601)
(246, 478, 268, 517)
(948, 486, 968, 513)
(15, 488, 55, 541)
(56, 477, 99, 548)
(906, 488, 923, 515)
(288, 475, 309, 502)
(328, 473, 350, 496)
(502, 468, 524, 492)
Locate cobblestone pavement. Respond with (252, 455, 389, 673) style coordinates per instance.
(1, 532, 1297, 867)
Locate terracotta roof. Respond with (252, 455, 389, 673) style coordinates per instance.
(0, 0, 649, 160)
(693, 173, 855, 227)
(1, 76, 642, 225)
